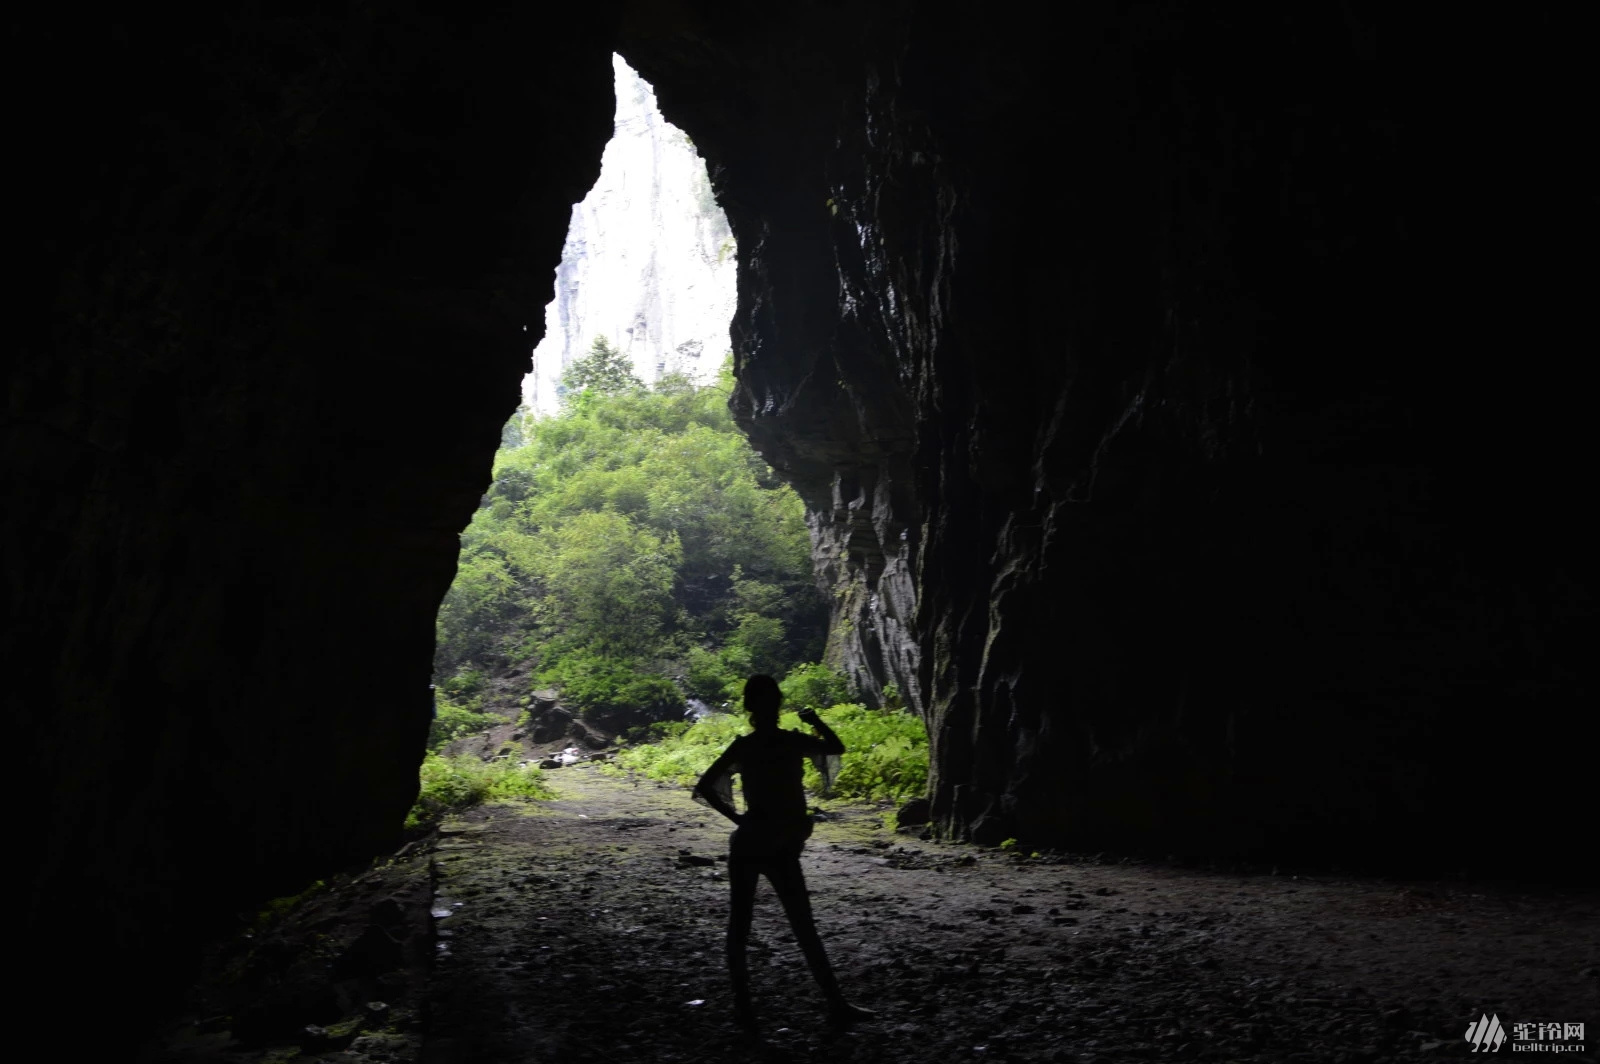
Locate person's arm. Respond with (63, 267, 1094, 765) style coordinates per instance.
(797, 707, 845, 755)
(693, 741, 745, 825)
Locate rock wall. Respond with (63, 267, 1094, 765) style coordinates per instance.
(522, 55, 736, 413)
(625, 3, 1598, 868)
(7, 2, 618, 1028)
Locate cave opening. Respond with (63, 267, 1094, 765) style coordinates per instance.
(421, 53, 850, 802)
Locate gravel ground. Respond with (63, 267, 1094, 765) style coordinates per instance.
(145, 764, 1598, 1064)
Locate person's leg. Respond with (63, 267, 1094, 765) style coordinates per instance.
(766, 855, 839, 999)
(767, 852, 873, 1023)
(726, 857, 760, 1025)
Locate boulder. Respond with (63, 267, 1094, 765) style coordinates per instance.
(896, 798, 931, 827)
(528, 705, 575, 745)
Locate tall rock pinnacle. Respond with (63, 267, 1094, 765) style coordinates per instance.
(522, 55, 736, 413)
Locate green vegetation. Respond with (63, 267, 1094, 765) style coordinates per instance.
(253, 880, 327, 931)
(421, 672, 507, 788)
(413, 678, 554, 826)
(434, 349, 826, 732)
(779, 661, 853, 711)
(425, 346, 929, 821)
(611, 692, 929, 804)
(429, 694, 501, 751)
(407, 746, 555, 829)
(558, 335, 644, 398)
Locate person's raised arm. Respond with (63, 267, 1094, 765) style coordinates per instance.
(797, 707, 845, 755)
(693, 742, 745, 825)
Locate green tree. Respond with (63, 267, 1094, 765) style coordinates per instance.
(561, 336, 644, 398)
(434, 553, 516, 665)
(780, 662, 853, 711)
(433, 358, 827, 730)
(535, 511, 681, 657)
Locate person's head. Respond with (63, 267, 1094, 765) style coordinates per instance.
(743, 674, 782, 731)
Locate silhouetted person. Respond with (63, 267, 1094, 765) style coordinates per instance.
(694, 675, 876, 1029)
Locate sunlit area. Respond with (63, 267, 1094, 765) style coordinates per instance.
(414, 56, 929, 824)
(522, 55, 737, 414)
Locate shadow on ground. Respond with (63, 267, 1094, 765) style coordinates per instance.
(143, 765, 1598, 1063)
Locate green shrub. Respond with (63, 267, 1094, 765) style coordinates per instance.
(686, 645, 740, 702)
(612, 711, 748, 783)
(613, 700, 928, 804)
(780, 662, 852, 711)
(253, 880, 327, 931)
(428, 696, 502, 752)
(728, 613, 786, 677)
(536, 650, 684, 731)
(439, 670, 486, 701)
(621, 719, 691, 745)
(407, 748, 555, 828)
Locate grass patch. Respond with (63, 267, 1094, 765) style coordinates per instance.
(252, 879, 327, 932)
(407, 745, 556, 828)
(611, 703, 928, 804)
(428, 696, 502, 751)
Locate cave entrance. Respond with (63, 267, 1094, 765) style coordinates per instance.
(420, 56, 830, 802)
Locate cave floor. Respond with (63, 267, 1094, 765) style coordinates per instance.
(148, 764, 1597, 1064)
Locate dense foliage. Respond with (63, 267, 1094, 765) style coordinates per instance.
(408, 747, 555, 828)
(434, 350, 828, 731)
(407, 674, 554, 827)
(424, 344, 928, 821)
(609, 702, 929, 804)
(427, 671, 500, 750)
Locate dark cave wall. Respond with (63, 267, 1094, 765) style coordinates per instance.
(6, 0, 1596, 1033)
(626, 3, 1597, 865)
(8, 3, 618, 1016)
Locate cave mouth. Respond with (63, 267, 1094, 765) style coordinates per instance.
(423, 54, 839, 777)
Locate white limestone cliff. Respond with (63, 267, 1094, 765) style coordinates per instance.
(521, 55, 737, 415)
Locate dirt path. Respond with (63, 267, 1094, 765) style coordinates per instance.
(147, 765, 1597, 1063)
(416, 766, 1596, 1063)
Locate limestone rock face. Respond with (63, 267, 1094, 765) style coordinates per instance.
(625, 5, 1598, 862)
(522, 55, 736, 413)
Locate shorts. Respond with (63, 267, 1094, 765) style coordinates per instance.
(729, 817, 813, 860)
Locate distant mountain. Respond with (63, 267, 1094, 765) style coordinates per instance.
(523, 55, 736, 415)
